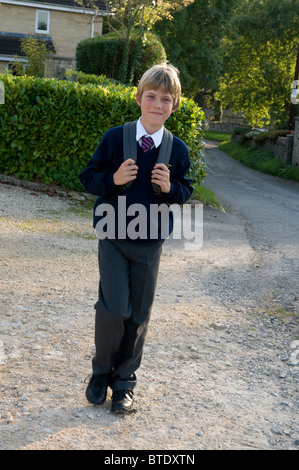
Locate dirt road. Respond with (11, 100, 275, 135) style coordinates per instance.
(0, 141, 298, 450)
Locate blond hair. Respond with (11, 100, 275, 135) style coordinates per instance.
(136, 63, 181, 111)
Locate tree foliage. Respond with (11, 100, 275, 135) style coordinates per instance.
(155, 0, 238, 97)
(216, 0, 299, 127)
(20, 37, 53, 77)
(106, 1, 194, 82)
(78, 1, 194, 83)
(105, 0, 194, 35)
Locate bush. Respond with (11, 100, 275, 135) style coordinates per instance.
(231, 126, 294, 147)
(66, 70, 119, 87)
(76, 31, 167, 85)
(20, 37, 54, 78)
(76, 33, 123, 79)
(0, 74, 205, 190)
(231, 126, 252, 138)
(253, 129, 293, 144)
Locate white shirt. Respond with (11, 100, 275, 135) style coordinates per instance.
(136, 117, 164, 149)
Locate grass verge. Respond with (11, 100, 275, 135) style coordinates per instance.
(203, 130, 232, 142)
(191, 183, 221, 209)
(219, 141, 299, 183)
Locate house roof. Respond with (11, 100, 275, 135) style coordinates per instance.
(0, 32, 55, 58)
(7, 0, 107, 10)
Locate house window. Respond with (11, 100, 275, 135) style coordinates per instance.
(36, 10, 50, 34)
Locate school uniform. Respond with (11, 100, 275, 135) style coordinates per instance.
(79, 119, 193, 392)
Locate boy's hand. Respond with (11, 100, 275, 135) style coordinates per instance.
(113, 159, 138, 185)
(151, 163, 171, 194)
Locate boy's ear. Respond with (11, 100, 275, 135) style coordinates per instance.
(136, 92, 141, 107)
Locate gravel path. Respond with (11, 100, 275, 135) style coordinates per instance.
(0, 151, 298, 450)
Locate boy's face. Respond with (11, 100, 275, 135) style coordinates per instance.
(136, 88, 174, 134)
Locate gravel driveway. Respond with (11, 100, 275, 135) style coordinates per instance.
(0, 141, 298, 451)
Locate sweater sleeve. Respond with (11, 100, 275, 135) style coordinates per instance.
(78, 129, 119, 197)
(163, 139, 193, 205)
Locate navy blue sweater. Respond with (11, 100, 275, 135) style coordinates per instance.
(79, 125, 193, 241)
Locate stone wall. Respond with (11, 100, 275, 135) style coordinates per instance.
(293, 117, 299, 166)
(206, 108, 248, 134)
(44, 55, 76, 78)
(207, 121, 249, 134)
(232, 133, 294, 165)
(261, 135, 294, 165)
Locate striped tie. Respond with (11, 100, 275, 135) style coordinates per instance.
(141, 136, 154, 153)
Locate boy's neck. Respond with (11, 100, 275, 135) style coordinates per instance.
(140, 117, 163, 136)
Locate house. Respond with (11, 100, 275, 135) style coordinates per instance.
(0, 0, 107, 73)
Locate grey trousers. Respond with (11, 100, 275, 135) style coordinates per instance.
(92, 238, 163, 391)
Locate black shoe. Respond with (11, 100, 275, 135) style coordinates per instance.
(111, 390, 134, 414)
(85, 374, 108, 405)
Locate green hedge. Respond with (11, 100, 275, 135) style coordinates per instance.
(0, 74, 205, 191)
(76, 32, 167, 86)
(66, 70, 119, 87)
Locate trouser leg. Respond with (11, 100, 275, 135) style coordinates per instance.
(110, 241, 163, 390)
(92, 238, 163, 391)
(92, 238, 131, 377)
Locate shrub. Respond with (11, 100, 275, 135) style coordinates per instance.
(0, 74, 205, 191)
(244, 130, 260, 139)
(20, 36, 55, 77)
(76, 31, 167, 85)
(66, 70, 119, 87)
(231, 126, 252, 138)
(253, 129, 293, 144)
(76, 33, 123, 79)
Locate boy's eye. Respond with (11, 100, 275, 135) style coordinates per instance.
(145, 93, 172, 103)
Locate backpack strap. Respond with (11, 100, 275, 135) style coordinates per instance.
(156, 128, 173, 166)
(122, 121, 173, 200)
(119, 121, 137, 193)
(123, 121, 137, 162)
(152, 128, 173, 200)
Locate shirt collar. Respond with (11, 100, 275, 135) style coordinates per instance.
(136, 117, 164, 148)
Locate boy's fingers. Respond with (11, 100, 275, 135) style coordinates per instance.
(124, 158, 136, 166)
(152, 167, 170, 178)
(154, 163, 169, 171)
(123, 160, 138, 171)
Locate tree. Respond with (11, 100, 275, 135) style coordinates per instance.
(103, 1, 194, 83)
(75, 1, 194, 82)
(20, 37, 53, 77)
(216, 0, 299, 128)
(155, 0, 238, 97)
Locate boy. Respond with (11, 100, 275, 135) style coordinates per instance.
(79, 63, 193, 414)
